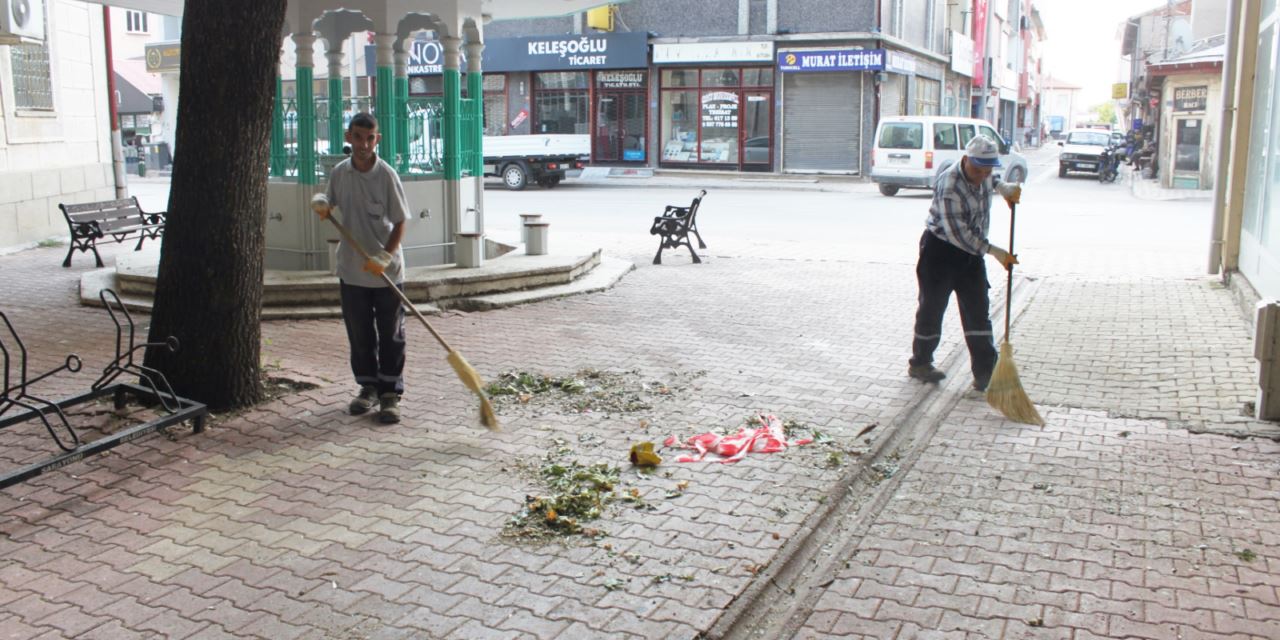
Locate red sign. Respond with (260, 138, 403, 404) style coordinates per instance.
(973, 0, 988, 87)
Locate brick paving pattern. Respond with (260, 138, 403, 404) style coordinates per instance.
(0, 242, 935, 638)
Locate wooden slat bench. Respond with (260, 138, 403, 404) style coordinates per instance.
(58, 197, 165, 267)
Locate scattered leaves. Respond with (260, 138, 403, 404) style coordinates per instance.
(1235, 549, 1257, 562)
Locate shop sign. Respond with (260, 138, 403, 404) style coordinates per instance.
(777, 48, 884, 72)
(949, 30, 974, 76)
(144, 41, 181, 73)
(1173, 85, 1208, 111)
(485, 32, 648, 72)
(407, 40, 445, 74)
(1111, 83, 1129, 99)
(885, 50, 916, 75)
(700, 91, 739, 128)
(597, 70, 646, 89)
(653, 41, 773, 64)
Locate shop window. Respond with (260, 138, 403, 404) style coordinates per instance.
(659, 66, 773, 167)
(915, 77, 941, 116)
(661, 90, 698, 161)
(534, 72, 589, 134)
(9, 43, 53, 111)
(703, 68, 740, 88)
(662, 69, 697, 87)
(483, 75, 506, 137)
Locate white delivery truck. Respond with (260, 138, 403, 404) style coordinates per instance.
(483, 134, 590, 190)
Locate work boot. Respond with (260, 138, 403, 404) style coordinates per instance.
(349, 385, 379, 415)
(378, 392, 401, 424)
(908, 364, 946, 384)
(972, 372, 991, 393)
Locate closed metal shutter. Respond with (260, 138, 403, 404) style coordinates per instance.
(782, 72, 860, 173)
(880, 74, 906, 117)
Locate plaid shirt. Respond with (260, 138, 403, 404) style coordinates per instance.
(925, 158, 1004, 256)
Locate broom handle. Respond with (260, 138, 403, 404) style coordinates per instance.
(321, 211, 455, 354)
(1004, 202, 1016, 338)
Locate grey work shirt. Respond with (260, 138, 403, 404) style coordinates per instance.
(924, 156, 1005, 257)
(325, 157, 409, 287)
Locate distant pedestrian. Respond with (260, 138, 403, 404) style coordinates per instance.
(314, 112, 411, 423)
(908, 135, 1021, 392)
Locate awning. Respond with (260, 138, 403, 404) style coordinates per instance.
(114, 70, 154, 114)
(482, 0, 626, 21)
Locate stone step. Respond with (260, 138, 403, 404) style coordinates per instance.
(452, 257, 635, 311)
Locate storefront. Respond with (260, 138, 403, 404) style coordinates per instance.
(1159, 77, 1220, 190)
(777, 47, 881, 174)
(483, 32, 649, 163)
(653, 41, 775, 171)
(388, 33, 649, 161)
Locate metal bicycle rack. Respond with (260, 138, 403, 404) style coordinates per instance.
(0, 290, 207, 489)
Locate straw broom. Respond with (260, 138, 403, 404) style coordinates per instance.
(985, 202, 1045, 426)
(312, 195, 499, 431)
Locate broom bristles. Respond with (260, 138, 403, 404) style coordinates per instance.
(985, 341, 1045, 426)
(447, 350, 501, 432)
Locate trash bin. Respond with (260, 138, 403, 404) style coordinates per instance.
(137, 159, 147, 177)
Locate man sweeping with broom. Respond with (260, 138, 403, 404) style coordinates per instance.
(907, 135, 1021, 395)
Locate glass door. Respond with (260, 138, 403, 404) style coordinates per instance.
(594, 94, 621, 161)
(594, 90, 647, 162)
(741, 91, 771, 169)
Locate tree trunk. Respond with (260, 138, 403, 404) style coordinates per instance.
(144, 1, 286, 412)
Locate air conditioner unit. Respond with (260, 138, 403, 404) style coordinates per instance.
(0, 0, 45, 45)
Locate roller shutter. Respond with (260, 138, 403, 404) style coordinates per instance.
(782, 72, 860, 173)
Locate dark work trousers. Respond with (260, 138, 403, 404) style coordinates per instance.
(339, 281, 406, 396)
(909, 230, 998, 380)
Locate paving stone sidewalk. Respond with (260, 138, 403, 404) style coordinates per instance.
(0, 242, 949, 639)
(794, 270, 1280, 639)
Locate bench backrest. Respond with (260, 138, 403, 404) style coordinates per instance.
(687, 189, 707, 222)
(60, 198, 151, 232)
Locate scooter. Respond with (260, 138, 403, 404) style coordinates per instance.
(1098, 144, 1121, 183)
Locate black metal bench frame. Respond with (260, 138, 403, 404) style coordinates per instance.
(59, 197, 166, 268)
(649, 189, 707, 265)
(0, 290, 206, 490)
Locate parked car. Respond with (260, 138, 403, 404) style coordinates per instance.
(1057, 128, 1113, 177)
(870, 115, 1030, 196)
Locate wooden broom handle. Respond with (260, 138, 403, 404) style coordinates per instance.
(1005, 202, 1016, 337)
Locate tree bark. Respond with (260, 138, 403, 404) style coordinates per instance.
(144, 1, 286, 412)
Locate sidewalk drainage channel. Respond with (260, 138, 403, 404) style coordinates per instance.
(704, 275, 1043, 640)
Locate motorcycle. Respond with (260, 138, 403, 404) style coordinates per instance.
(1098, 144, 1121, 183)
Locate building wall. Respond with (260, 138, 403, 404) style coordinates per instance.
(0, 0, 115, 251)
(780, 0, 875, 33)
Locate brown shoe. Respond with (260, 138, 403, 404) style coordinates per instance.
(349, 385, 379, 415)
(378, 392, 401, 424)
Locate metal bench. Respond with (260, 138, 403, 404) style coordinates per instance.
(649, 189, 707, 265)
(58, 197, 165, 267)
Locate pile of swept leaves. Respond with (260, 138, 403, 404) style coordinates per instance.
(503, 439, 649, 541)
(486, 368, 702, 414)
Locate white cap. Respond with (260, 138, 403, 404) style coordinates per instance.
(965, 135, 1002, 167)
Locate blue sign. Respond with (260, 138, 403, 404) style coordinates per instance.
(777, 48, 885, 73)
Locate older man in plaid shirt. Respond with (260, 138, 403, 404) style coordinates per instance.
(908, 135, 1022, 392)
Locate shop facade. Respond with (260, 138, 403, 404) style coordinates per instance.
(776, 46, 880, 174)
(652, 41, 776, 171)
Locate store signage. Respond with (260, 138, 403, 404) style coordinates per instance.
(701, 91, 739, 128)
(777, 48, 884, 72)
(1111, 83, 1129, 99)
(653, 41, 773, 64)
(597, 70, 646, 89)
(144, 41, 181, 73)
(949, 30, 974, 77)
(365, 42, 471, 75)
(885, 50, 916, 75)
(1173, 85, 1208, 111)
(485, 32, 648, 72)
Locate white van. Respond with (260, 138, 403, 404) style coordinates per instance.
(870, 116, 1030, 196)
